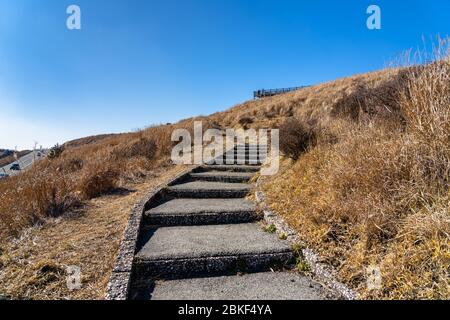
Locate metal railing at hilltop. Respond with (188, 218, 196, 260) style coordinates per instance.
(253, 86, 309, 99)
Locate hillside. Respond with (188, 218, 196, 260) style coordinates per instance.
(214, 63, 449, 299)
(0, 149, 13, 158)
(1, 49, 449, 299)
(63, 134, 120, 150)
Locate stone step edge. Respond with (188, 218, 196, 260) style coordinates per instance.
(144, 210, 261, 226)
(197, 165, 261, 172)
(188, 175, 253, 183)
(132, 251, 295, 280)
(165, 189, 251, 199)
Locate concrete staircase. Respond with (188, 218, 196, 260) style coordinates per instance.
(128, 145, 324, 300)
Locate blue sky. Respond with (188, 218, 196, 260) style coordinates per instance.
(0, 0, 449, 149)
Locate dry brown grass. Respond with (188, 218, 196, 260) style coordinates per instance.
(0, 166, 185, 300)
(259, 44, 450, 299)
(0, 118, 217, 242)
(279, 118, 317, 159)
(208, 68, 401, 131)
(0, 114, 218, 299)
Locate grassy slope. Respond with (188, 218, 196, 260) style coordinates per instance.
(63, 134, 119, 149)
(0, 119, 215, 299)
(224, 66, 449, 299)
(0, 118, 219, 241)
(1, 59, 449, 299)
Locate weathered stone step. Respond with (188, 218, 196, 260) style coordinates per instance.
(219, 158, 267, 164)
(190, 171, 255, 183)
(235, 145, 268, 149)
(233, 148, 268, 152)
(231, 146, 268, 151)
(134, 223, 294, 279)
(214, 160, 265, 166)
(144, 198, 260, 225)
(233, 151, 268, 154)
(228, 151, 268, 157)
(220, 153, 268, 159)
(198, 165, 261, 173)
(166, 181, 251, 198)
(216, 147, 267, 155)
(138, 272, 324, 300)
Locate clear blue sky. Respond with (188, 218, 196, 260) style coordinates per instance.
(0, 0, 449, 149)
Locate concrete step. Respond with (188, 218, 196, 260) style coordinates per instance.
(235, 145, 268, 149)
(144, 198, 260, 226)
(166, 181, 252, 198)
(135, 272, 324, 300)
(198, 165, 261, 173)
(233, 147, 268, 152)
(189, 171, 255, 183)
(228, 151, 268, 157)
(230, 146, 268, 151)
(215, 159, 265, 166)
(233, 148, 268, 153)
(134, 223, 294, 279)
(220, 153, 267, 159)
(219, 157, 267, 166)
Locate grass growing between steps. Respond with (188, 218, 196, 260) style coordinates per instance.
(260, 44, 450, 299)
(0, 166, 185, 300)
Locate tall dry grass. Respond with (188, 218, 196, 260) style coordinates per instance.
(0, 118, 216, 242)
(263, 41, 450, 299)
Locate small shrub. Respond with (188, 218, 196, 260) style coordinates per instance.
(79, 168, 118, 199)
(47, 144, 64, 160)
(28, 261, 65, 287)
(238, 116, 254, 129)
(279, 118, 317, 159)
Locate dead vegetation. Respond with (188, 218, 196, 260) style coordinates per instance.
(0, 118, 216, 242)
(260, 42, 450, 299)
(0, 166, 185, 300)
(279, 118, 317, 159)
